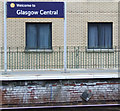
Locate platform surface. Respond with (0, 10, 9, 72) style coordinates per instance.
(0, 69, 119, 81)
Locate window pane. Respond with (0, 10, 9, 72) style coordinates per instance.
(104, 24, 112, 49)
(88, 24, 98, 49)
(88, 23, 112, 49)
(26, 24, 37, 49)
(38, 24, 52, 49)
(99, 23, 112, 49)
(99, 24, 105, 48)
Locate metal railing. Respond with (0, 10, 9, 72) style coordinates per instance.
(67, 46, 119, 69)
(0, 46, 119, 70)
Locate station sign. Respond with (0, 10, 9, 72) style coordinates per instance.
(7, 2, 64, 18)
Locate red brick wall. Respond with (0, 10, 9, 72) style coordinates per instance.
(1, 79, 120, 107)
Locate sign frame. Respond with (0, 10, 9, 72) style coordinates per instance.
(7, 2, 64, 18)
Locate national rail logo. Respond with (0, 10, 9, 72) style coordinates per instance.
(10, 3, 15, 8)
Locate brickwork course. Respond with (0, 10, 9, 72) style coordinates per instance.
(0, 79, 120, 108)
(0, 0, 120, 109)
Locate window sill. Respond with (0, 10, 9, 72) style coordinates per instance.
(24, 49, 53, 53)
(86, 49, 114, 53)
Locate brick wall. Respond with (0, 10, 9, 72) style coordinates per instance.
(0, 1, 119, 70)
(1, 79, 120, 107)
(0, 0, 119, 48)
(118, 2, 120, 78)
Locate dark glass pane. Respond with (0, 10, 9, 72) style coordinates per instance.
(88, 23, 98, 49)
(104, 23, 112, 49)
(99, 24, 105, 48)
(38, 24, 52, 49)
(26, 24, 37, 49)
(99, 23, 112, 49)
(88, 23, 112, 49)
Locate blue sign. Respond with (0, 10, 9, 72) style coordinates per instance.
(7, 2, 64, 18)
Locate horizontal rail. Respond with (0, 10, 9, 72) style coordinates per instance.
(1, 104, 120, 110)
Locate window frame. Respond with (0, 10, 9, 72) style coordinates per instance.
(88, 22, 113, 49)
(25, 22, 52, 51)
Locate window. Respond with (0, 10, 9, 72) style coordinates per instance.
(88, 23, 112, 49)
(26, 23, 52, 50)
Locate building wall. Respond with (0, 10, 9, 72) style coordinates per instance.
(0, 1, 3, 70)
(1, 79, 120, 107)
(0, 0, 119, 70)
(0, 1, 2, 48)
(118, 1, 120, 78)
(1, 0, 118, 48)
